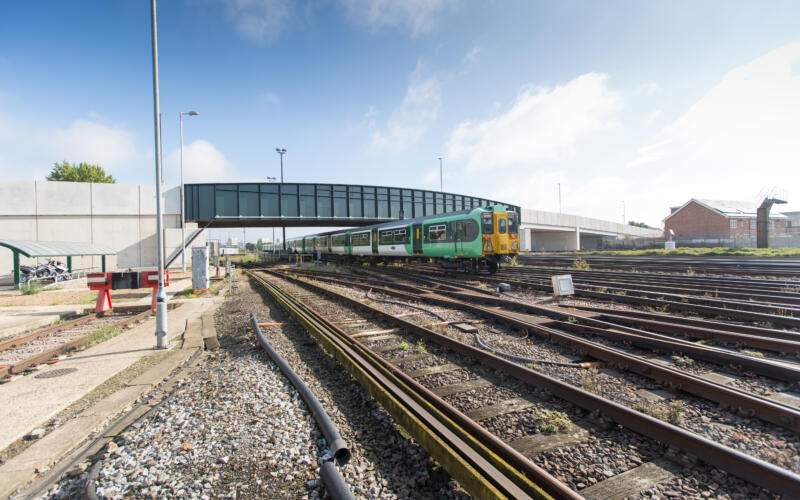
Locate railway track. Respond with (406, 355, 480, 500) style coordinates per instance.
(400, 263, 800, 329)
(246, 265, 800, 498)
(0, 310, 152, 378)
(518, 254, 800, 278)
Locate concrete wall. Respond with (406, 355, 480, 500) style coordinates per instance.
(518, 207, 662, 251)
(521, 208, 663, 239)
(0, 181, 205, 276)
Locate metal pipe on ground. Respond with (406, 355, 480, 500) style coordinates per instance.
(250, 314, 350, 466)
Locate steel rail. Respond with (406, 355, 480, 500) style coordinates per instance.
(0, 310, 153, 377)
(437, 270, 800, 329)
(281, 269, 800, 431)
(271, 268, 800, 497)
(362, 268, 800, 381)
(246, 271, 556, 500)
(0, 313, 97, 352)
(496, 266, 800, 292)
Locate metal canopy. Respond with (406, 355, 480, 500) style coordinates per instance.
(184, 183, 519, 228)
(0, 240, 116, 258)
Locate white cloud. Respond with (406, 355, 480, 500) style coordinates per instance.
(222, 0, 292, 41)
(339, 0, 452, 37)
(463, 45, 480, 63)
(260, 91, 280, 105)
(627, 43, 800, 208)
(0, 111, 144, 180)
(44, 120, 139, 168)
(446, 73, 620, 171)
(370, 65, 441, 152)
(165, 140, 235, 183)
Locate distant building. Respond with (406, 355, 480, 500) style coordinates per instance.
(783, 211, 800, 234)
(664, 199, 788, 239)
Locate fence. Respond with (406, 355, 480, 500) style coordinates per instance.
(593, 235, 800, 251)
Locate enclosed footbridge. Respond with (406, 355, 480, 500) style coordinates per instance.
(183, 183, 519, 228)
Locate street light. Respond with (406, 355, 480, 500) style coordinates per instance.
(179, 110, 199, 272)
(275, 148, 286, 251)
(438, 157, 443, 192)
(267, 176, 277, 253)
(149, 0, 168, 349)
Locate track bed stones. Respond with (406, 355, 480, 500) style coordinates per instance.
(280, 266, 796, 497)
(223, 277, 469, 499)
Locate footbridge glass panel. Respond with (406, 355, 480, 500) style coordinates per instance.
(184, 183, 519, 228)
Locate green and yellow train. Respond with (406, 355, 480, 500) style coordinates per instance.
(287, 205, 519, 273)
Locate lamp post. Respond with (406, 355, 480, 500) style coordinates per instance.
(438, 157, 443, 192)
(149, 0, 168, 349)
(179, 110, 199, 272)
(267, 176, 277, 253)
(275, 148, 286, 251)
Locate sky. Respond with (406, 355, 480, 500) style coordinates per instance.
(2, 1, 800, 243)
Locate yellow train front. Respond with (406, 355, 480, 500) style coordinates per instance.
(480, 206, 519, 273)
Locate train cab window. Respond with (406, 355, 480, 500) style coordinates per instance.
(498, 217, 507, 234)
(394, 229, 407, 243)
(465, 220, 479, 241)
(508, 212, 519, 234)
(481, 214, 494, 234)
(379, 230, 393, 244)
(428, 224, 447, 242)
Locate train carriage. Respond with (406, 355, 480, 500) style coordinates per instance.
(287, 205, 518, 273)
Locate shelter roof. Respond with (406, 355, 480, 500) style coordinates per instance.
(0, 240, 116, 258)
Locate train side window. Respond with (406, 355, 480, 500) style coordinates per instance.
(428, 224, 447, 242)
(379, 230, 393, 244)
(498, 217, 507, 234)
(482, 214, 494, 234)
(394, 229, 407, 243)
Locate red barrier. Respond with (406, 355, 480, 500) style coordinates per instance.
(87, 272, 112, 313)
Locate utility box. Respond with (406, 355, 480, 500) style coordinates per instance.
(664, 241, 676, 250)
(193, 246, 210, 290)
(551, 275, 574, 297)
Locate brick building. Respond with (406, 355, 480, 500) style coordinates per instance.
(663, 199, 788, 239)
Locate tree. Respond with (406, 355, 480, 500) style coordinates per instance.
(245, 242, 256, 251)
(628, 221, 653, 228)
(46, 161, 115, 183)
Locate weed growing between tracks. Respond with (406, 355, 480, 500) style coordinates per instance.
(580, 367, 603, 395)
(571, 258, 591, 271)
(534, 409, 572, 434)
(83, 324, 123, 349)
(633, 400, 684, 426)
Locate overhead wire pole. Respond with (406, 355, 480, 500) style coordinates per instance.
(276, 148, 286, 251)
(149, 0, 168, 349)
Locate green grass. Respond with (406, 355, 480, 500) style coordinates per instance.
(21, 284, 43, 295)
(83, 325, 123, 349)
(579, 247, 800, 257)
(175, 287, 198, 299)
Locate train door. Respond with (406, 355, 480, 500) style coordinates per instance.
(454, 221, 465, 255)
(372, 229, 379, 255)
(412, 223, 423, 254)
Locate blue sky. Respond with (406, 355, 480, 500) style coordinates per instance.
(2, 1, 800, 242)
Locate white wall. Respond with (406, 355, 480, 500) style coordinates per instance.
(0, 181, 205, 276)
